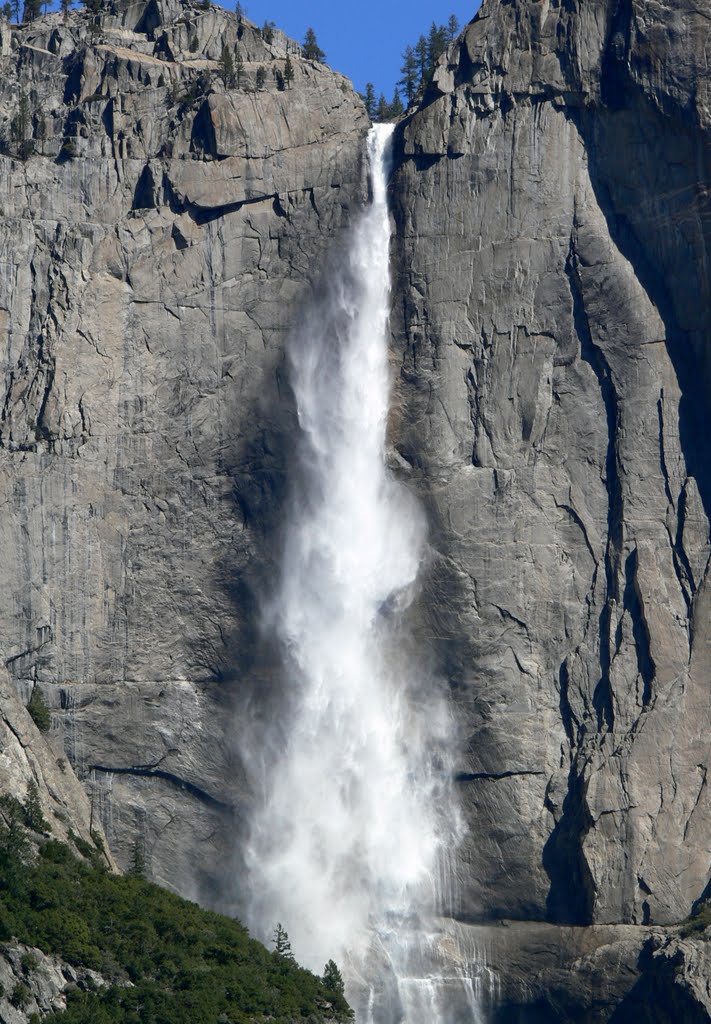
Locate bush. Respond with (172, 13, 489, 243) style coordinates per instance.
(23, 781, 48, 834)
(680, 902, 711, 938)
(27, 689, 50, 732)
(10, 982, 31, 1009)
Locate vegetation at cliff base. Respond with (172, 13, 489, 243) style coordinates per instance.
(0, 823, 351, 1022)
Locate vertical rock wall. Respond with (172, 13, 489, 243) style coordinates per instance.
(390, 0, 711, 928)
(0, 0, 369, 901)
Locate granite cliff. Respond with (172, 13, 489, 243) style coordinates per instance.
(0, 0, 368, 906)
(0, 0, 710, 1018)
(392, 0, 711, 930)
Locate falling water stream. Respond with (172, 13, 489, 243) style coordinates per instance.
(243, 125, 484, 1023)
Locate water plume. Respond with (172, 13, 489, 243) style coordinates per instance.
(242, 124, 481, 1023)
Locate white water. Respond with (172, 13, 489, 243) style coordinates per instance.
(243, 125, 484, 1023)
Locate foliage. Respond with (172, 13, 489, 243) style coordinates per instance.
(189, 33, 199, 52)
(233, 45, 244, 86)
(399, 45, 418, 104)
(398, 14, 460, 107)
(218, 43, 235, 88)
(322, 959, 344, 995)
(0, 823, 352, 1023)
(283, 54, 294, 88)
(23, 781, 48, 834)
(680, 901, 711, 938)
(10, 981, 30, 1008)
(27, 688, 51, 732)
(59, 137, 77, 159)
(362, 83, 403, 123)
(255, 64, 266, 89)
(262, 19, 274, 44)
(272, 922, 294, 961)
(302, 26, 325, 63)
(21, 0, 39, 21)
(360, 82, 374, 119)
(127, 839, 145, 879)
(388, 88, 404, 118)
(1, 2, 12, 18)
(10, 94, 33, 160)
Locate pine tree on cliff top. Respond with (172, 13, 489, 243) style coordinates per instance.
(303, 26, 325, 62)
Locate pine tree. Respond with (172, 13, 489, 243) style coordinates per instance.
(362, 81, 376, 120)
(22, 0, 39, 22)
(447, 13, 459, 42)
(389, 87, 404, 118)
(129, 839, 146, 878)
(376, 92, 388, 122)
(399, 44, 417, 104)
(262, 19, 274, 44)
(272, 922, 295, 960)
(426, 21, 447, 72)
(255, 64, 266, 89)
(10, 94, 32, 160)
(60, 0, 70, 19)
(10, 0, 19, 20)
(302, 26, 325, 63)
(85, 0, 100, 36)
(234, 45, 244, 86)
(23, 781, 47, 833)
(322, 959, 345, 995)
(284, 54, 294, 88)
(1, 2, 12, 18)
(33, 111, 46, 154)
(414, 34, 428, 85)
(235, 0, 244, 17)
(219, 43, 235, 87)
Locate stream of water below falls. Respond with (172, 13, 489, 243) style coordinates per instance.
(242, 125, 486, 1023)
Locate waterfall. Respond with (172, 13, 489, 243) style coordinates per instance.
(242, 125, 482, 1023)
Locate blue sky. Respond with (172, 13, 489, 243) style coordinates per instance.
(240, 0, 482, 99)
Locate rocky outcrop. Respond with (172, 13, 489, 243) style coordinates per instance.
(390, 0, 711, 933)
(0, 666, 109, 859)
(0, 0, 368, 897)
(0, 942, 108, 1023)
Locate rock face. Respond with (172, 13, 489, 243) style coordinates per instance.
(0, 942, 109, 1023)
(0, 665, 109, 857)
(1, 0, 711, 1017)
(0, 0, 368, 898)
(390, 0, 711, 934)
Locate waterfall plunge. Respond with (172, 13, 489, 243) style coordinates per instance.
(243, 125, 481, 1023)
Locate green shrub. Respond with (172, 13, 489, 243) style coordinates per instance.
(23, 781, 48, 834)
(21, 952, 38, 973)
(10, 982, 31, 1009)
(680, 901, 711, 938)
(27, 689, 50, 732)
